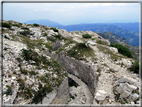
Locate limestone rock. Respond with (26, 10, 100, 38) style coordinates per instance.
(3, 33, 12, 40)
(113, 76, 140, 104)
(86, 40, 96, 46)
(109, 47, 118, 53)
(95, 90, 108, 101)
(120, 90, 131, 98)
(58, 29, 72, 38)
(130, 93, 139, 101)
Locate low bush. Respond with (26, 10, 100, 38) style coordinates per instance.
(43, 33, 47, 37)
(19, 30, 31, 36)
(21, 49, 41, 66)
(54, 34, 62, 38)
(21, 27, 29, 30)
(4, 86, 12, 95)
(2, 22, 11, 28)
(33, 23, 39, 27)
(50, 27, 58, 32)
(129, 61, 139, 74)
(82, 34, 92, 38)
(67, 43, 96, 61)
(31, 83, 52, 104)
(110, 43, 132, 58)
(12, 24, 20, 27)
(97, 40, 108, 45)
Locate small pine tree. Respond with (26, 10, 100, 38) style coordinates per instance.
(110, 43, 132, 58)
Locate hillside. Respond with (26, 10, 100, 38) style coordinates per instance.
(25, 19, 139, 46)
(59, 24, 139, 46)
(96, 32, 139, 60)
(1, 20, 141, 106)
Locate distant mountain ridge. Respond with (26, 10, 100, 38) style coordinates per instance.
(96, 32, 128, 44)
(24, 19, 139, 46)
(25, 19, 62, 27)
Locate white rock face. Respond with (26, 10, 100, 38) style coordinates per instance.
(109, 47, 118, 53)
(95, 90, 108, 101)
(130, 93, 139, 101)
(30, 27, 42, 38)
(58, 29, 72, 38)
(86, 40, 96, 46)
(122, 58, 132, 67)
(113, 75, 140, 103)
(47, 30, 58, 37)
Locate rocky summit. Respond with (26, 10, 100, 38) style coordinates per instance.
(1, 20, 141, 106)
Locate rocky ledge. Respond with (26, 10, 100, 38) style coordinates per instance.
(1, 20, 141, 106)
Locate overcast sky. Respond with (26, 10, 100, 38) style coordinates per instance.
(3, 2, 140, 25)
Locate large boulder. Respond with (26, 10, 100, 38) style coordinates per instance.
(94, 90, 108, 101)
(109, 47, 118, 53)
(58, 29, 72, 38)
(113, 76, 140, 104)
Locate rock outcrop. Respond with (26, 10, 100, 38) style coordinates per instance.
(113, 76, 140, 104)
(43, 50, 99, 97)
(1, 20, 140, 106)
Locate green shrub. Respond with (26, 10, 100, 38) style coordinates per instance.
(17, 78, 25, 89)
(53, 34, 62, 38)
(110, 43, 132, 58)
(82, 34, 92, 38)
(21, 49, 41, 66)
(4, 86, 12, 95)
(12, 24, 20, 27)
(19, 23, 23, 25)
(21, 27, 29, 30)
(24, 88, 33, 99)
(129, 61, 139, 74)
(67, 43, 96, 61)
(92, 38, 96, 40)
(33, 23, 39, 27)
(31, 83, 52, 104)
(19, 30, 31, 36)
(43, 33, 47, 37)
(76, 43, 88, 48)
(97, 40, 108, 45)
(2, 22, 11, 28)
(50, 27, 58, 32)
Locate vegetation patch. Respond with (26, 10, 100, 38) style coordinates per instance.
(50, 27, 58, 32)
(97, 40, 108, 45)
(21, 27, 29, 30)
(19, 30, 31, 36)
(19, 34, 52, 49)
(4, 85, 12, 96)
(97, 45, 120, 61)
(42, 32, 47, 37)
(111, 43, 132, 58)
(67, 43, 96, 61)
(129, 60, 140, 74)
(33, 23, 39, 27)
(56, 38, 77, 53)
(2, 22, 11, 28)
(82, 34, 92, 38)
(53, 34, 62, 39)
(12, 24, 20, 27)
(19, 48, 68, 103)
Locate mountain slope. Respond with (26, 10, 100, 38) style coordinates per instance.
(96, 31, 128, 44)
(2, 20, 140, 106)
(24, 19, 139, 46)
(110, 22, 139, 33)
(59, 24, 139, 46)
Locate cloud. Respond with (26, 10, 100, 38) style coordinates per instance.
(3, 3, 139, 25)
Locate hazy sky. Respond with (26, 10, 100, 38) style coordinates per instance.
(3, 2, 140, 25)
